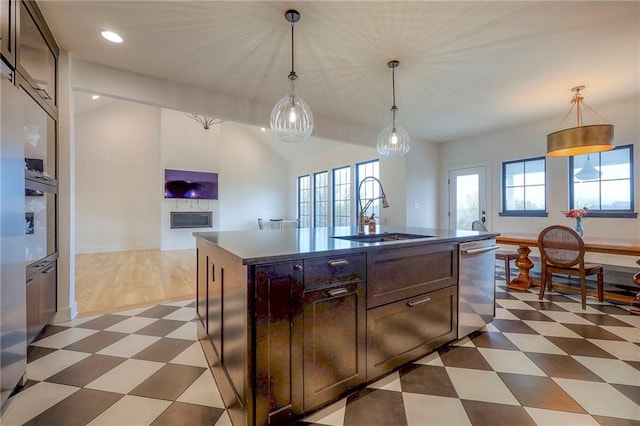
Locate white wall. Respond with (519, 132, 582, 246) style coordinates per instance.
(75, 100, 162, 253)
(405, 141, 440, 228)
(439, 95, 639, 266)
(218, 124, 290, 231)
(75, 99, 291, 252)
(160, 109, 221, 249)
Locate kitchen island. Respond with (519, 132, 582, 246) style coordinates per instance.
(194, 226, 497, 426)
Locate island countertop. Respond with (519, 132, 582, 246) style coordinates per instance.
(194, 225, 499, 265)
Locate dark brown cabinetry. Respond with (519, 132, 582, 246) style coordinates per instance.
(25, 260, 56, 343)
(0, 0, 17, 68)
(255, 262, 304, 425)
(367, 286, 457, 379)
(196, 235, 466, 426)
(302, 254, 366, 410)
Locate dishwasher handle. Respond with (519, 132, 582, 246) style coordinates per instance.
(460, 245, 501, 255)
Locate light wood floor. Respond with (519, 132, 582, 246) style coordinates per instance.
(75, 249, 196, 317)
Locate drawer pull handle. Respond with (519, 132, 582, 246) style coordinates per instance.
(328, 288, 348, 297)
(41, 267, 55, 274)
(26, 278, 36, 285)
(328, 259, 349, 267)
(407, 296, 431, 307)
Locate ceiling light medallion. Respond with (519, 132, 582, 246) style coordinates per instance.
(547, 85, 614, 156)
(270, 9, 314, 143)
(377, 60, 410, 157)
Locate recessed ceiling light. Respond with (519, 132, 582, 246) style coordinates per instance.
(101, 30, 123, 43)
(260, 127, 266, 132)
(91, 95, 100, 100)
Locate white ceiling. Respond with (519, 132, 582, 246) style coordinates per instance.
(41, 1, 640, 145)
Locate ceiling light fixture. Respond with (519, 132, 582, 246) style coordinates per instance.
(101, 30, 123, 44)
(91, 95, 100, 100)
(575, 154, 602, 181)
(270, 9, 313, 143)
(377, 60, 410, 157)
(184, 112, 223, 130)
(547, 85, 614, 157)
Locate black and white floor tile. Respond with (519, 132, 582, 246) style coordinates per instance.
(2, 280, 639, 425)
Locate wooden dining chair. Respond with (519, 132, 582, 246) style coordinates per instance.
(471, 220, 519, 282)
(537, 225, 604, 309)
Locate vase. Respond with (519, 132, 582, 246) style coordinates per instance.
(574, 217, 584, 237)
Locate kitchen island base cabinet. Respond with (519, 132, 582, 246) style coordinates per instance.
(367, 286, 458, 380)
(303, 280, 366, 411)
(255, 263, 304, 425)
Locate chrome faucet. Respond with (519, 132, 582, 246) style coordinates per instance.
(357, 176, 389, 234)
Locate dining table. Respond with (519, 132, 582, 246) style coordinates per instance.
(495, 232, 640, 314)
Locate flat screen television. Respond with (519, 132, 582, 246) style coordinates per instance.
(164, 169, 218, 200)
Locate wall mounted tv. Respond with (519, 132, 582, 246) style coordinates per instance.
(164, 169, 218, 200)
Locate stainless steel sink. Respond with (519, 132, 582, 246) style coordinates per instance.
(332, 232, 433, 243)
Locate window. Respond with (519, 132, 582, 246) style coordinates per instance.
(569, 144, 636, 218)
(356, 160, 381, 221)
(297, 175, 311, 228)
(332, 166, 351, 226)
(501, 157, 547, 216)
(313, 171, 328, 227)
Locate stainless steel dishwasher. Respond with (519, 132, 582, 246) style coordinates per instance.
(458, 239, 499, 338)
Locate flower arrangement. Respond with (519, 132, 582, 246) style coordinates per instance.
(565, 207, 588, 218)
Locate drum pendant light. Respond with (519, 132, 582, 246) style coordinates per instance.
(377, 60, 410, 157)
(270, 9, 314, 143)
(547, 85, 614, 156)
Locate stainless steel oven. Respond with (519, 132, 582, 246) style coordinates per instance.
(458, 239, 498, 338)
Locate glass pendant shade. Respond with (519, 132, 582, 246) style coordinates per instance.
(270, 80, 314, 142)
(377, 120, 410, 157)
(377, 60, 410, 157)
(270, 9, 314, 143)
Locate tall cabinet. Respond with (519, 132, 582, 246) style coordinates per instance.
(0, 0, 58, 408)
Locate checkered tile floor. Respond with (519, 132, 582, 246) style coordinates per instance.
(2, 281, 639, 425)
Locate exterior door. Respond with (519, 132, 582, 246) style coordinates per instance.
(449, 166, 487, 230)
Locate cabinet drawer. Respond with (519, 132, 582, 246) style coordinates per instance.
(367, 243, 457, 308)
(304, 253, 366, 290)
(367, 286, 458, 380)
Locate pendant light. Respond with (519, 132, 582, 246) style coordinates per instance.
(547, 85, 614, 156)
(377, 60, 410, 157)
(575, 154, 601, 181)
(270, 9, 314, 143)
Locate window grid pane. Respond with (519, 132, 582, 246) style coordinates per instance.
(333, 166, 351, 226)
(571, 145, 633, 213)
(298, 175, 311, 228)
(503, 157, 546, 212)
(314, 171, 328, 227)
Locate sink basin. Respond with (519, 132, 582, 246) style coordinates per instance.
(333, 232, 433, 243)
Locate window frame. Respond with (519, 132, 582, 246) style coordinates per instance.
(500, 156, 548, 217)
(332, 165, 351, 227)
(568, 144, 636, 218)
(313, 170, 329, 228)
(297, 174, 311, 228)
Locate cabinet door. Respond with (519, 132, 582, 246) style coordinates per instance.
(0, 0, 16, 68)
(367, 286, 458, 380)
(196, 248, 207, 332)
(255, 262, 303, 425)
(38, 260, 56, 329)
(207, 258, 221, 359)
(26, 273, 39, 343)
(303, 280, 366, 410)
